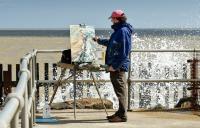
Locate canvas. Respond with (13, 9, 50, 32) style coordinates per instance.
(70, 24, 105, 65)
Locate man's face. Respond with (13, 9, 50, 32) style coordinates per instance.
(111, 17, 119, 24)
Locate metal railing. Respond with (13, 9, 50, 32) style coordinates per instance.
(0, 49, 65, 128)
(0, 49, 37, 128)
(0, 48, 199, 128)
(127, 49, 200, 110)
(128, 49, 200, 83)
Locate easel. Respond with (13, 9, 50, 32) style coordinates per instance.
(49, 62, 108, 119)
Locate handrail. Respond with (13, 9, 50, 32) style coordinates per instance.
(37, 49, 64, 53)
(0, 49, 37, 128)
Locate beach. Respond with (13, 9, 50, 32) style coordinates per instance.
(0, 36, 71, 81)
(0, 36, 70, 65)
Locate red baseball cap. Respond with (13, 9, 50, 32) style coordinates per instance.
(109, 10, 125, 19)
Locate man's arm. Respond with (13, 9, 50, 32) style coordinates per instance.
(93, 37, 109, 46)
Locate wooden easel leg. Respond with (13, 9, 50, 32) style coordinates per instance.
(49, 68, 67, 105)
(90, 72, 108, 116)
(73, 67, 77, 120)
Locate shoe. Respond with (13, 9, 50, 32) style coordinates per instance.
(106, 114, 116, 119)
(108, 116, 127, 122)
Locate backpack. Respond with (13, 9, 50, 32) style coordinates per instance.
(61, 49, 72, 64)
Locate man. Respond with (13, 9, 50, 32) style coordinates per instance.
(93, 10, 133, 122)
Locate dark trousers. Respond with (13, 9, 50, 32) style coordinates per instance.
(110, 71, 127, 119)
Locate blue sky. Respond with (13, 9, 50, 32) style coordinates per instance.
(0, 0, 200, 29)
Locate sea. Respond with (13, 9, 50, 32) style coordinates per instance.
(0, 28, 200, 37)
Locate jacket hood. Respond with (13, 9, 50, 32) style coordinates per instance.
(111, 22, 133, 34)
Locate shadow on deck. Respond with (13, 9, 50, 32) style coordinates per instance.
(34, 109, 200, 128)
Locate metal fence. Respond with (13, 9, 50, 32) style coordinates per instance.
(128, 49, 200, 109)
(0, 49, 200, 128)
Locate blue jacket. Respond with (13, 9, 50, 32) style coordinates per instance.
(98, 22, 133, 72)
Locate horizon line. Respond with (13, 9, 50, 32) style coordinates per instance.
(0, 27, 200, 30)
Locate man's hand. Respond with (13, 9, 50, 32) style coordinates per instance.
(108, 66, 116, 72)
(92, 36, 99, 42)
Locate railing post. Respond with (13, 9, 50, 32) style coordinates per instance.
(127, 52, 131, 110)
(32, 54, 36, 126)
(11, 111, 19, 128)
(187, 50, 200, 110)
(16, 64, 20, 82)
(36, 62, 40, 111)
(0, 64, 3, 105)
(21, 58, 30, 128)
(3, 64, 12, 95)
(44, 63, 49, 103)
(27, 62, 33, 128)
(21, 84, 29, 128)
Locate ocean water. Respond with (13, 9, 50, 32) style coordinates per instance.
(0, 29, 200, 37)
(1, 29, 199, 110)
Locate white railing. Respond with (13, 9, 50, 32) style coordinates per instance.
(0, 49, 37, 128)
(0, 49, 65, 128)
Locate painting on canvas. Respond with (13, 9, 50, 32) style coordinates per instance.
(70, 24, 105, 65)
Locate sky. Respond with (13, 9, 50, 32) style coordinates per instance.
(0, 0, 200, 29)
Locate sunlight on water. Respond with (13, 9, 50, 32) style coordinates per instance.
(38, 31, 200, 110)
